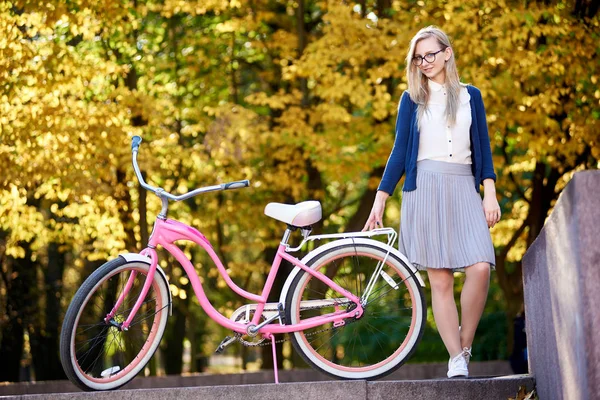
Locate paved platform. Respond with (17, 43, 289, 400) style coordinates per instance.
(0, 375, 534, 400)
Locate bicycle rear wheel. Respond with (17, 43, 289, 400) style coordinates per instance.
(60, 257, 170, 391)
(285, 243, 426, 380)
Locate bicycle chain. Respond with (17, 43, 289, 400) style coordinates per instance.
(235, 302, 355, 347)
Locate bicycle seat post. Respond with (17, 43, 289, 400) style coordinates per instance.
(281, 225, 297, 246)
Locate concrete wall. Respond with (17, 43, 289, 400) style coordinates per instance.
(522, 170, 600, 400)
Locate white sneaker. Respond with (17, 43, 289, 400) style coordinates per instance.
(462, 347, 472, 365)
(447, 353, 469, 378)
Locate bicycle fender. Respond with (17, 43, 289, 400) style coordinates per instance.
(278, 238, 425, 306)
(118, 253, 173, 316)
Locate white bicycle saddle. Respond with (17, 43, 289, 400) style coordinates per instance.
(264, 201, 322, 227)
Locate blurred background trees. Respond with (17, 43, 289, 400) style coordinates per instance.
(0, 0, 598, 381)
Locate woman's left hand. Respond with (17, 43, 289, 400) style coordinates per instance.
(483, 194, 501, 228)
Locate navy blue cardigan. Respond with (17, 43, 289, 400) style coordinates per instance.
(378, 85, 496, 194)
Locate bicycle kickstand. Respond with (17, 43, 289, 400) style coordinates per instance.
(266, 333, 279, 384)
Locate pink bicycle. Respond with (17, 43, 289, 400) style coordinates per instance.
(59, 136, 426, 391)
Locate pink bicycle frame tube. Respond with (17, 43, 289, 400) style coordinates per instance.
(107, 270, 138, 322)
(124, 218, 362, 335)
(121, 248, 158, 330)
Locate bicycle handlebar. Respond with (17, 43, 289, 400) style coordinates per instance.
(131, 136, 250, 202)
(132, 135, 142, 152)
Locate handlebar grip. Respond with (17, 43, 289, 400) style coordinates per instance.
(132, 136, 143, 152)
(222, 180, 250, 190)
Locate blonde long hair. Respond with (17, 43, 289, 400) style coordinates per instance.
(406, 26, 462, 127)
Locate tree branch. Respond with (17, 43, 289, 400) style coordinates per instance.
(501, 137, 530, 204)
(498, 218, 528, 259)
(323, 186, 349, 221)
(345, 167, 385, 232)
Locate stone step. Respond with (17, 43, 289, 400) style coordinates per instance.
(0, 375, 534, 400)
(0, 361, 515, 396)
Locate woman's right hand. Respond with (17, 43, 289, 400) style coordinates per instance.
(362, 191, 389, 231)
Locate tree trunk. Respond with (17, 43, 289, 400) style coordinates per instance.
(376, 0, 392, 17)
(139, 173, 150, 250)
(161, 252, 192, 375)
(494, 161, 562, 353)
(296, 0, 309, 106)
(0, 242, 38, 382)
(358, 0, 367, 17)
(0, 308, 25, 381)
(29, 242, 67, 381)
(494, 255, 524, 354)
(162, 294, 189, 375)
(573, 0, 600, 18)
(116, 167, 137, 252)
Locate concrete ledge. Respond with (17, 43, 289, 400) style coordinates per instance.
(368, 375, 534, 400)
(0, 361, 513, 396)
(6, 381, 367, 400)
(0, 376, 534, 400)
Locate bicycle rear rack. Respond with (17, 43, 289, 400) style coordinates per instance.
(284, 227, 397, 253)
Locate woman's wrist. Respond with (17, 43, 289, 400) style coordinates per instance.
(482, 179, 496, 198)
(376, 190, 390, 202)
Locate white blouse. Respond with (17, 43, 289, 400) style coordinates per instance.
(417, 79, 472, 164)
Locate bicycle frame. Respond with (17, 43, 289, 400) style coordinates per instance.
(116, 217, 364, 336)
(78, 137, 425, 387)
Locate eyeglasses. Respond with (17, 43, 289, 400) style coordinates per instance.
(411, 48, 446, 66)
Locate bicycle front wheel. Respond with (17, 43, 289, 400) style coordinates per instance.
(60, 257, 170, 391)
(285, 243, 426, 380)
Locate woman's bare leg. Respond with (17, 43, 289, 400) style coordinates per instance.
(427, 268, 462, 357)
(459, 262, 491, 349)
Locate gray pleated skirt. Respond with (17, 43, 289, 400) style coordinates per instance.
(399, 160, 495, 271)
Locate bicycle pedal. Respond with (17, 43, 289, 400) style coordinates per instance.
(215, 336, 237, 354)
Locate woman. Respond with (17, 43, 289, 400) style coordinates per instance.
(363, 26, 501, 378)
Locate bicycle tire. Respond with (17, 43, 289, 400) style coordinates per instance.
(285, 243, 426, 380)
(60, 257, 170, 391)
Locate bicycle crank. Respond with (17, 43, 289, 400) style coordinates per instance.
(215, 335, 238, 354)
